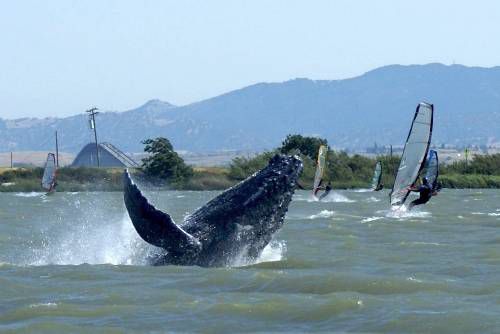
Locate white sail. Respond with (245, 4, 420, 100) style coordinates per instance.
(312, 145, 327, 196)
(390, 102, 433, 206)
(41, 153, 57, 192)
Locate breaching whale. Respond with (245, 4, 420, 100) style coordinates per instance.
(123, 154, 303, 267)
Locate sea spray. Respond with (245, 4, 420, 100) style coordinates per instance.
(308, 210, 335, 220)
(27, 214, 155, 266)
(231, 240, 286, 267)
(306, 192, 355, 203)
(379, 205, 431, 220)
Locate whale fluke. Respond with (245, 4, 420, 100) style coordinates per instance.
(123, 170, 202, 255)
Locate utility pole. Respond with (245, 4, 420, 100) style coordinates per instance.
(390, 144, 394, 173)
(55, 131, 59, 168)
(86, 107, 100, 167)
(10, 152, 13, 168)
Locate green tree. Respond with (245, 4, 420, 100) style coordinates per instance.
(228, 152, 275, 180)
(141, 137, 193, 183)
(279, 134, 328, 161)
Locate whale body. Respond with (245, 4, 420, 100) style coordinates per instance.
(123, 154, 303, 266)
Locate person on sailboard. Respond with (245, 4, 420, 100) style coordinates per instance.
(374, 183, 384, 191)
(318, 181, 332, 201)
(408, 177, 433, 209)
(313, 179, 323, 197)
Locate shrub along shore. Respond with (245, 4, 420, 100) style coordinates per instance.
(3, 135, 500, 192)
(2, 153, 500, 192)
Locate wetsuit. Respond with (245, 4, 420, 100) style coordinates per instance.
(319, 184, 332, 201)
(409, 184, 432, 209)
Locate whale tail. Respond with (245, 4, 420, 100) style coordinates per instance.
(123, 170, 202, 256)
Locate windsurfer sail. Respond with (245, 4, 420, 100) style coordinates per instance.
(425, 149, 440, 192)
(371, 161, 383, 191)
(312, 145, 327, 198)
(41, 153, 57, 193)
(390, 102, 433, 206)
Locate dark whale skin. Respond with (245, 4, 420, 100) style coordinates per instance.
(123, 154, 303, 267)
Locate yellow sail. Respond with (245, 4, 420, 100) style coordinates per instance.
(312, 145, 327, 196)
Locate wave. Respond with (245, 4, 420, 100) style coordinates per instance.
(352, 188, 373, 193)
(14, 192, 44, 198)
(361, 216, 383, 223)
(378, 206, 431, 219)
(365, 196, 381, 203)
(311, 192, 356, 203)
(308, 210, 335, 220)
(293, 192, 355, 203)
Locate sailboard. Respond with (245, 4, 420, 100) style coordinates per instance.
(425, 149, 439, 191)
(312, 145, 328, 197)
(371, 161, 382, 190)
(41, 153, 57, 193)
(390, 102, 433, 206)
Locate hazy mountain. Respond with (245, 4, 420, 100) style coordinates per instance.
(2, 63, 500, 154)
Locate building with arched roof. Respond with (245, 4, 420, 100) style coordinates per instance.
(72, 142, 139, 168)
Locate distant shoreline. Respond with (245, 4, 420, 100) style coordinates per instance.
(2, 167, 500, 192)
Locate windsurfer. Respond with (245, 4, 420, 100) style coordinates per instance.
(318, 181, 332, 201)
(408, 177, 435, 209)
(313, 179, 323, 197)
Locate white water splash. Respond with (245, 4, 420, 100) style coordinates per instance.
(15, 192, 44, 198)
(379, 205, 431, 219)
(231, 240, 286, 267)
(352, 189, 372, 193)
(28, 214, 154, 266)
(29, 302, 57, 308)
(308, 210, 335, 219)
(365, 196, 381, 203)
(294, 192, 355, 203)
(400, 241, 443, 246)
(258, 240, 286, 263)
(308, 192, 355, 203)
(361, 216, 383, 223)
(406, 276, 423, 283)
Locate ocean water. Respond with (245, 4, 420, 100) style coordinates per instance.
(0, 189, 499, 333)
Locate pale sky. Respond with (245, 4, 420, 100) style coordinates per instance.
(1, 0, 500, 119)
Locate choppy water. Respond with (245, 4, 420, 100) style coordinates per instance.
(1, 189, 499, 333)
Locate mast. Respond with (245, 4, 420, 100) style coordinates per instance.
(55, 131, 59, 168)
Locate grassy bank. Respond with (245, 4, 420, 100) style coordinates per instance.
(439, 174, 500, 188)
(3, 165, 500, 192)
(0, 167, 238, 192)
(0, 167, 124, 192)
